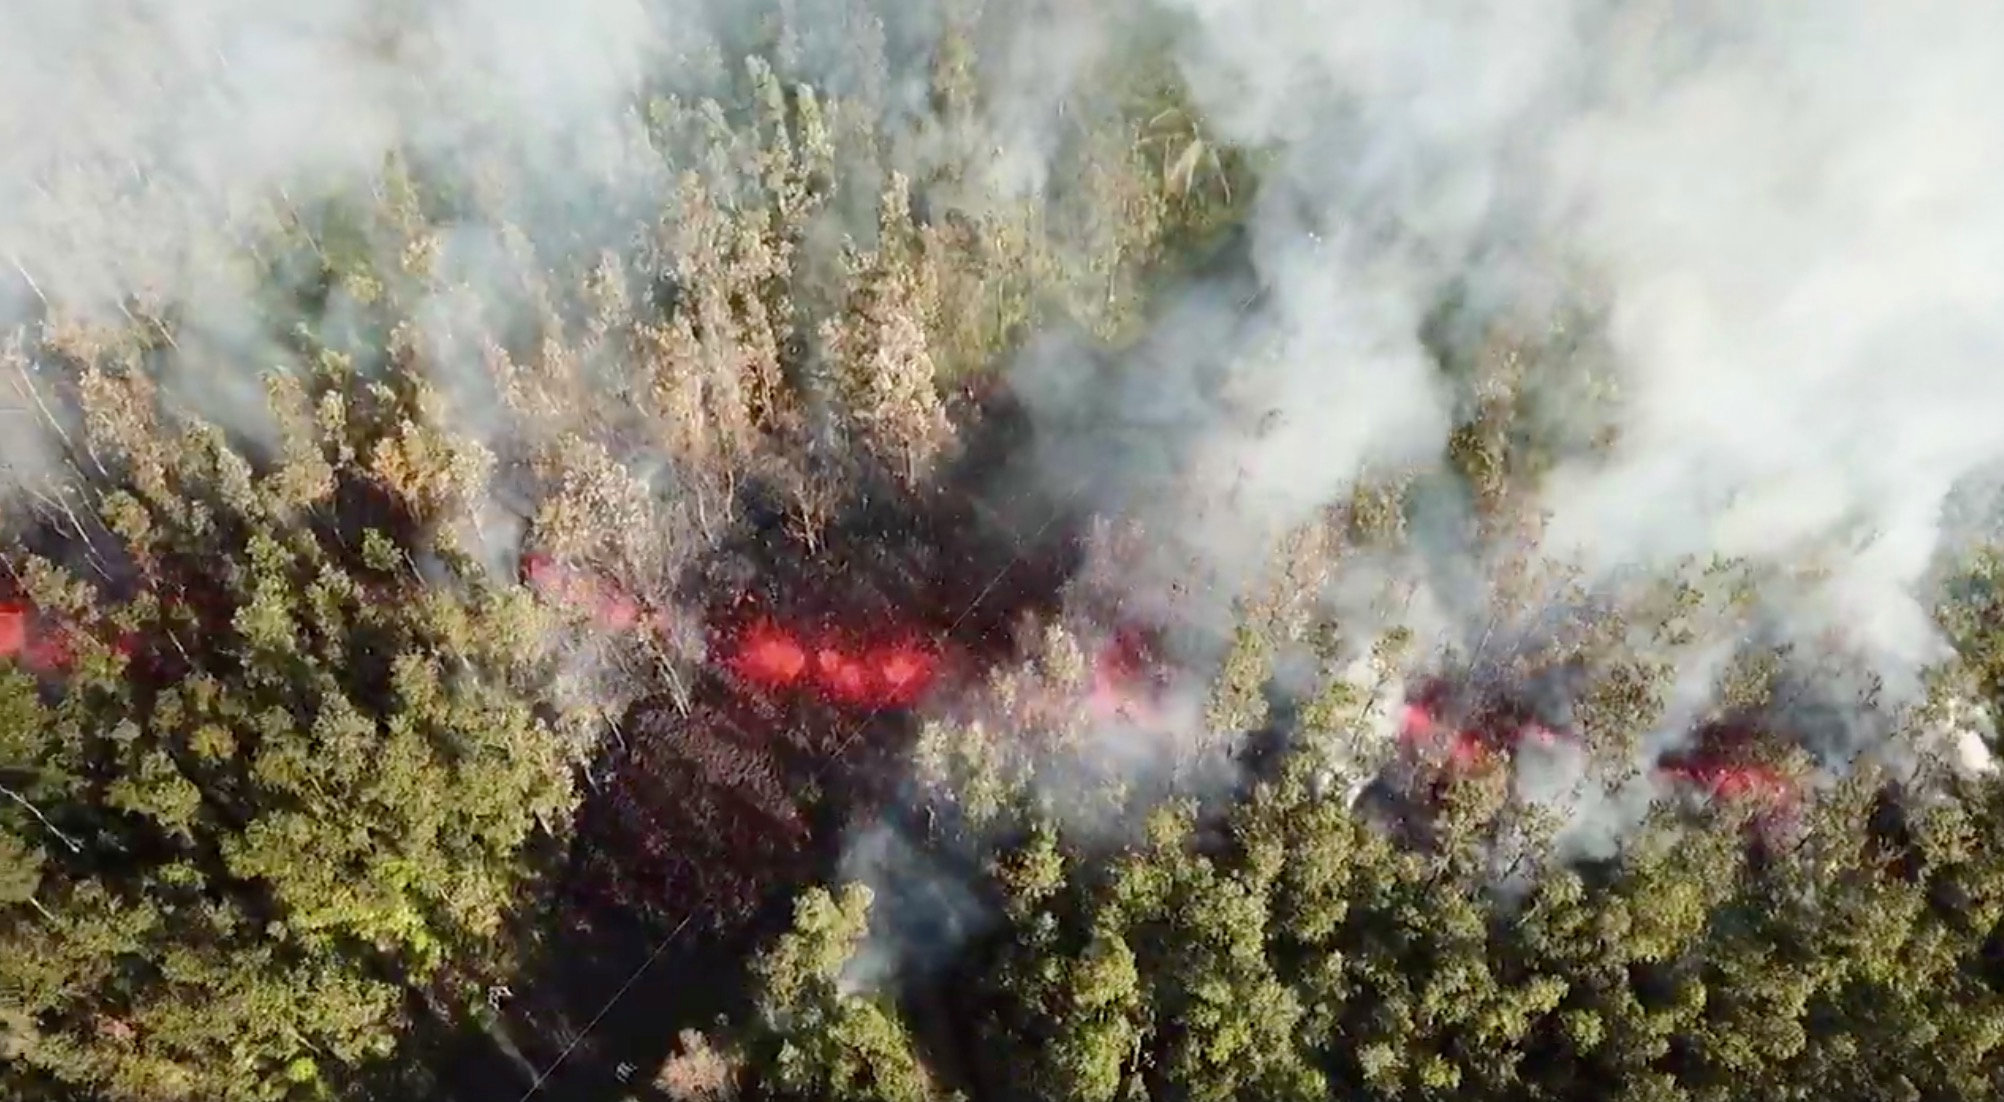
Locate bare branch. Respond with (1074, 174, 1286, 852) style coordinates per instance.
(1, 782, 82, 853)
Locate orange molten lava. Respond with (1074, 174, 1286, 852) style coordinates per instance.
(813, 646, 872, 704)
(1398, 678, 1803, 830)
(0, 599, 141, 675)
(729, 621, 809, 687)
(1661, 760, 1795, 809)
(870, 644, 939, 705)
(1398, 692, 1524, 772)
(719, 619, 941, 710)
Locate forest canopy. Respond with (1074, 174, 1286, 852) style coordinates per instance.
(3, 2, 2004, 1101)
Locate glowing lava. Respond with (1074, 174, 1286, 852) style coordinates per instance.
(719, 618, 941, 711)
(872, 644, 938, 704)
(729, 620, 810, 688)
(1392, 677, 1803, 835)
(719, 613, 1156, 718)
(513, 547, 1166, 725)
(1396, 680, 1562, 773)
(1659, 754, 1797, 814)
(518, 551, 950, 711)
(1656, 718, 1801, 820)
(523, 552, 642, 631)
(0, 602, 25, 662)
(1088, 626, 1167, 723)
(0, 599, 140, 676)
(813, 646, 872, 705)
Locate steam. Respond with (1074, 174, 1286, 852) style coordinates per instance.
(994, 0, 2004, 902)
(1532, 2, 2004, 689)
(832, 818, 987, 996)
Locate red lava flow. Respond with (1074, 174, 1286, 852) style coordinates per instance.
(514, 551, 1804, 824)
(1660, 759, 1796, 811)
(517, 551, 1172, 720)
(728, 620, 810, 688)
(0, 599, 141, 675)
(1396, 678, 1798, 817)
(719, 618, 942, 711)
(1397, 690, 1534, 772)
(0, 603, 26, 661)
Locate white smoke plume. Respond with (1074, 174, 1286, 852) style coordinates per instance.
(0, 0, 684, 306)
(1132, 0, 2004, 700)
(9, 0, 2004, 898)
(0, 0, 688, 496)
(12, 1, 2001, 637)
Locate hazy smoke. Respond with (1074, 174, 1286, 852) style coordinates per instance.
(1136, 0, 2004, 697)
(9, 0, 2004, 912)
(13, 1, 2002, 630)
(1534, 7, 2004, 693)
(0, 0, 678, 305)
(0, 0, 686, 495)
(832, 817, 988, 996)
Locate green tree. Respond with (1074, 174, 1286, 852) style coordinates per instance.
(746, 885, 946, 1102)
(0, 359, 575, 1101)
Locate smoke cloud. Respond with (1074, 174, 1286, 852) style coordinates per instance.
(0, 0, 677, 305)
(8, 0, 2004, 914)
(1132, 0, 2004, 697)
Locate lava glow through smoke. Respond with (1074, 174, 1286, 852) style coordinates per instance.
(1087, 625, 1169, 724)
(516, 538, 1802, 840)
(1660, 761, 1795, 808)
(1391, 675, 1798, 826)
(1658, 721, 1800, 817)
(0, 599, 139, 675)
(0, 539, 1807, 838)
(1395, 678, 1566, 773)
(523, 552, 644, 632)
(520, 522, 1163, 721)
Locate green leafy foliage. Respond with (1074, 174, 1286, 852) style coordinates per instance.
(0, 364, 577, 1100)
(732, 727, 2004, 1101)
